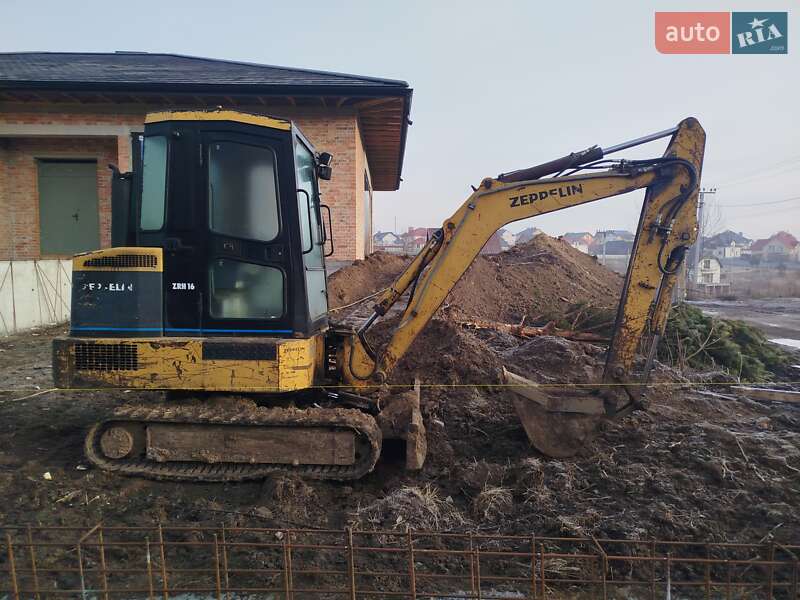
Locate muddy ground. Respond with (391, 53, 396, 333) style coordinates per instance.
(1, 236, 799, 550)
(690, 297, 800, 345)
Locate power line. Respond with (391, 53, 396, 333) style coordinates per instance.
(716, 195, 800, 208)
(716, 157, 800, 186)
(734, 203, 800, 219)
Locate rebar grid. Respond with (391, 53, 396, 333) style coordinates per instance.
(1, 524, 798, 599)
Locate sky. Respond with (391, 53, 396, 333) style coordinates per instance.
(1, 0, 797, 240)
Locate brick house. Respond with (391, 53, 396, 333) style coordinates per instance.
(0, 52, 412, 334)
(750, 231, 799, 262)
(0, 52, 412, 262)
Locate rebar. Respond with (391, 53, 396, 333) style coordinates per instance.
(0, 524, 798, 599)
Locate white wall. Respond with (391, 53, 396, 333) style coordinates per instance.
(0, 260, 72, 336)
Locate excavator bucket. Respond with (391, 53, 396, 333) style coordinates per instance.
(502, 367, 605, 458)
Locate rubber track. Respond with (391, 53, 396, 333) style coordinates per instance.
(85, 401, 382, 482)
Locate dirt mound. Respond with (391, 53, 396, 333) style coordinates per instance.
(328, 235, 622, 324)
(445, 235, 622, 322)
(327, 252, 410, 309)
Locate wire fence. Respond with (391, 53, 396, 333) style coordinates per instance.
(1, 524, 799, 599)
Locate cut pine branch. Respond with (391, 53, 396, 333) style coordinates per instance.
(457, 318, 608, 342)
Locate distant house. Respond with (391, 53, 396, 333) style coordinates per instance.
(401, 226, 439, 254)
(750, 231, 799, 262)
(712, 242, 745, 259)
(498, 228, 516, 250)
(692, 255, 731, 297)
(561, 231, 594, 254)
(599, 229, 635, 242)
(705, 230, 751, 259)
(696, 256, 722, 285)
(515, 227, 545, 244)
(373, 231, 404, 254)
(705, 230, 751, 248)
(589, 240, 633, 274)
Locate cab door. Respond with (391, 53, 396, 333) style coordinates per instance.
(294, 138, 328, 330)
(200, 132, 295, 335)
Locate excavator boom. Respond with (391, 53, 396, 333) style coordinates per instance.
(340, 117, 705, 457)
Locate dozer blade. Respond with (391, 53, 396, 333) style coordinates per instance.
(376, 379, 427, 470)
(502, 367, 604, 458)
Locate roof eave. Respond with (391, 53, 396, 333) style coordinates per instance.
(0, 80, 409, 97)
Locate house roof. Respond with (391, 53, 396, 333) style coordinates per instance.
(0, 52, 412, 190)
(589, 240, 633, 256)
(705, 229, 751, 247)
(0, 51, 408, 91)
(562, 232, 593, 242)
(751, 231, 799, 252)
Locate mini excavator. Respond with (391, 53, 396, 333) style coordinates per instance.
(53, 109, 705, 480)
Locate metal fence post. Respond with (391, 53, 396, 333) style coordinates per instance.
(725, 559, 732, 600)
(221, 525, 231, 600)
(539, 543, 546, 599)
(766, 541, 775, 600)
(76, 542, 88, 600)
(649, 540, 656, 600)
(474, 541, 482, 600)
(530, 535, 537, 600)
(98, 526, 110, 600)
(406, 529, 417, 600)
(346, 528, 357, 600)
(157, 524, 169, 600)
(469, 533, 477, 597)
(282, 532, 294, 600)
(145, 537, 155, 600)
(26, 525, 41, 600)
(213, 533, 223, 600)
(5, 533, 20, 600)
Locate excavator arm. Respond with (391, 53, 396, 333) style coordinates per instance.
(338, 117, 705, 456)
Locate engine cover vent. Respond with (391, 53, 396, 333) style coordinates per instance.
(83, 254, 158, 269)
(75, 343, 139, 371)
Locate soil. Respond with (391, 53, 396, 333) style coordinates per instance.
(1, 235, 798, 552)
(328, 236, 622, 323)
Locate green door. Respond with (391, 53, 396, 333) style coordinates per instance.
(38, 160, 100, 256)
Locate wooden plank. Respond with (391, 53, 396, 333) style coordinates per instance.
(147, 424, 355, 465)
(732, 387, 800, 403)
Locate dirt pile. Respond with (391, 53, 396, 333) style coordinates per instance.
(327, 235, 622, 324)
(444, 234, 622, 322)
(327, 252, 410, 309)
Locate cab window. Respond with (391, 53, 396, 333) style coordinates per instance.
(140, 135, 168, 231)
(208, 141, 279, 241)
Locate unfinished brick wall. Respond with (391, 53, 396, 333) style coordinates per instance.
(0, 104, 373, 261)
(0, 141, 7, 259)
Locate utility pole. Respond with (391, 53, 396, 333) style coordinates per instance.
(595, 229, 610, 266)
(691, 187, 716, 285)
